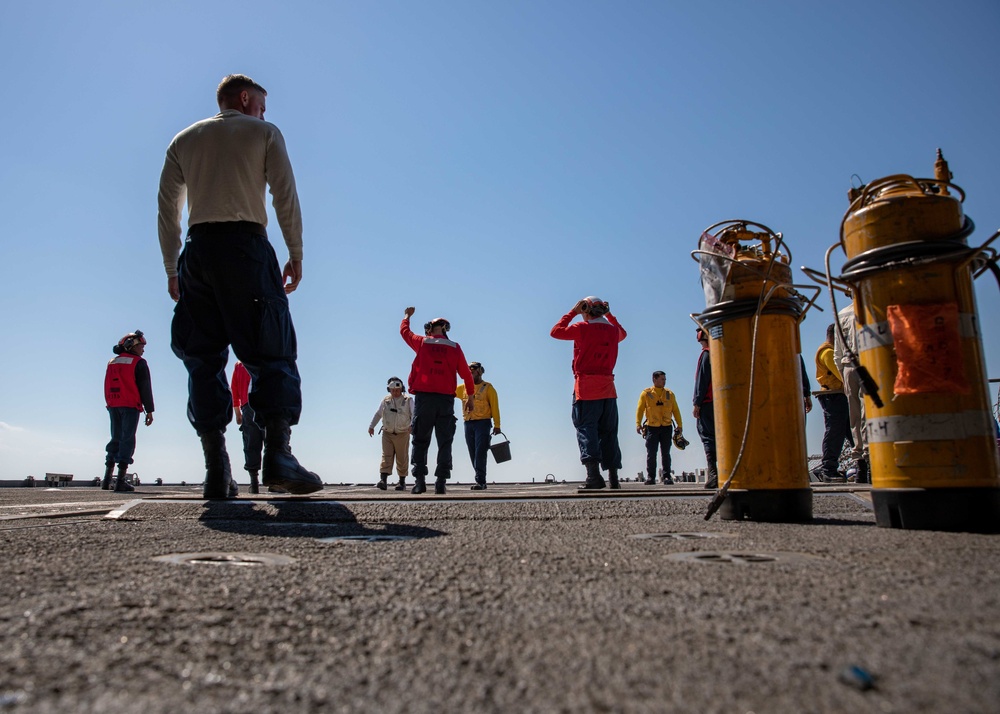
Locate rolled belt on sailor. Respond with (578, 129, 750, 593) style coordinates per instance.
(188, 221, 267, 238)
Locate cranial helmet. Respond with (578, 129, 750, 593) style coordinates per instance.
(423, 317, 451, 334)
(115, 330, 146, 354)
(581, 296, 609, 318)
(387, 377, 406, 393)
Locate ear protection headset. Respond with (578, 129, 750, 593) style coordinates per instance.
(115, 330, 146, 354)
(386, 377, 406, 393)
(423, 317, 451, 334)
(580, 296, 609, 318)
(469, 362, 484, 374)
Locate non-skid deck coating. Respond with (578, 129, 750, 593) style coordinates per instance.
(1, 484, 997, 713)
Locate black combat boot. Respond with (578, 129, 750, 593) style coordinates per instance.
(394, 476, 407, 491)
(411, 475, 427, 494)
(377, 473, 389, 491)
(114, 464, 134, 493)
(608, 469, 621, 490)
(249, 470, 260, 495)
(644, 473, 656, 485)
(856, 457, 870, 484)
(434, 477, 447, 495)
(261, 419, 323, 495)
(704, 468, 718, 489)
(581, 462, 606, 490)
(199, 430, 233, 500)
(824, 470, 847, 484)
(101, 462, 114, 490)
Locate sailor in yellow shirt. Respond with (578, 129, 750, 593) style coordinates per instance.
(455, 362, 501, 491)
(636, 371, 683, 485)
(813, 323, 851, 483)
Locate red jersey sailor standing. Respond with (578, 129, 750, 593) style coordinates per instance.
(400, 307, 475, 495)
(231, 361, 264, 494)
(550, 297, 627, 490)
(103, 330, 154, 492)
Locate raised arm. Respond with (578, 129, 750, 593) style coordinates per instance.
(550, 307, 581, 340)
(606, 311, 627, 342)
(400, 307, 422, 352)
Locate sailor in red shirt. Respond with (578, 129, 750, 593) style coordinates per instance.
(103, 330, 155, 492)
(400, 307, 475, 494)
(550, 297, 627, 489)
(231, 361, 263, 494)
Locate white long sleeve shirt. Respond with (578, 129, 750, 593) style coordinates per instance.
(369, 395, 413, 434)
(833, 303, 860, 367)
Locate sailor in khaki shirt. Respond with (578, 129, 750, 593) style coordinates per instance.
(369, 377, 414, 492)
(455, 362, 501, 490)
(156, 73, 320, 499)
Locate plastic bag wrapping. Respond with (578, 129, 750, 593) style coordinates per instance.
(887, 302, 969, 394)
(699, 231, 734, 308)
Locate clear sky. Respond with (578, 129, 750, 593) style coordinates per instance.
(2, 0, 998, 485)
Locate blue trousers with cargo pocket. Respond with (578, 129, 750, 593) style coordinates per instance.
(410, 392, 457, 479)
(106, 407, 141, 466)
(171, 223, 301, 435)
(572, 397, 622, 470)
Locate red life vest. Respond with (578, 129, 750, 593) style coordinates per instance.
(231, 361, 251, 408)
(570, 319, 621, 400)
(105, 353, 143, 410)
(408, 337, 468, 395)
(400, 319, 475, 396)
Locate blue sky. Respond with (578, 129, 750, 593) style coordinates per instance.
(1, 0, 998, 484)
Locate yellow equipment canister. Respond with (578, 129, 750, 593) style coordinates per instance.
(695, 220, 812, 522)
(840, 151, 1000, 532)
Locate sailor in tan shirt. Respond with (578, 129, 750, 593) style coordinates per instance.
(369, 377, 414, 491)
(156, 73, 321, 499)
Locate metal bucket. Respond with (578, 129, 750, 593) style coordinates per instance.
(490, 432, 512, 463)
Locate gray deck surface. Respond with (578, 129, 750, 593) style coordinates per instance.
(1, 482, 998, 713)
